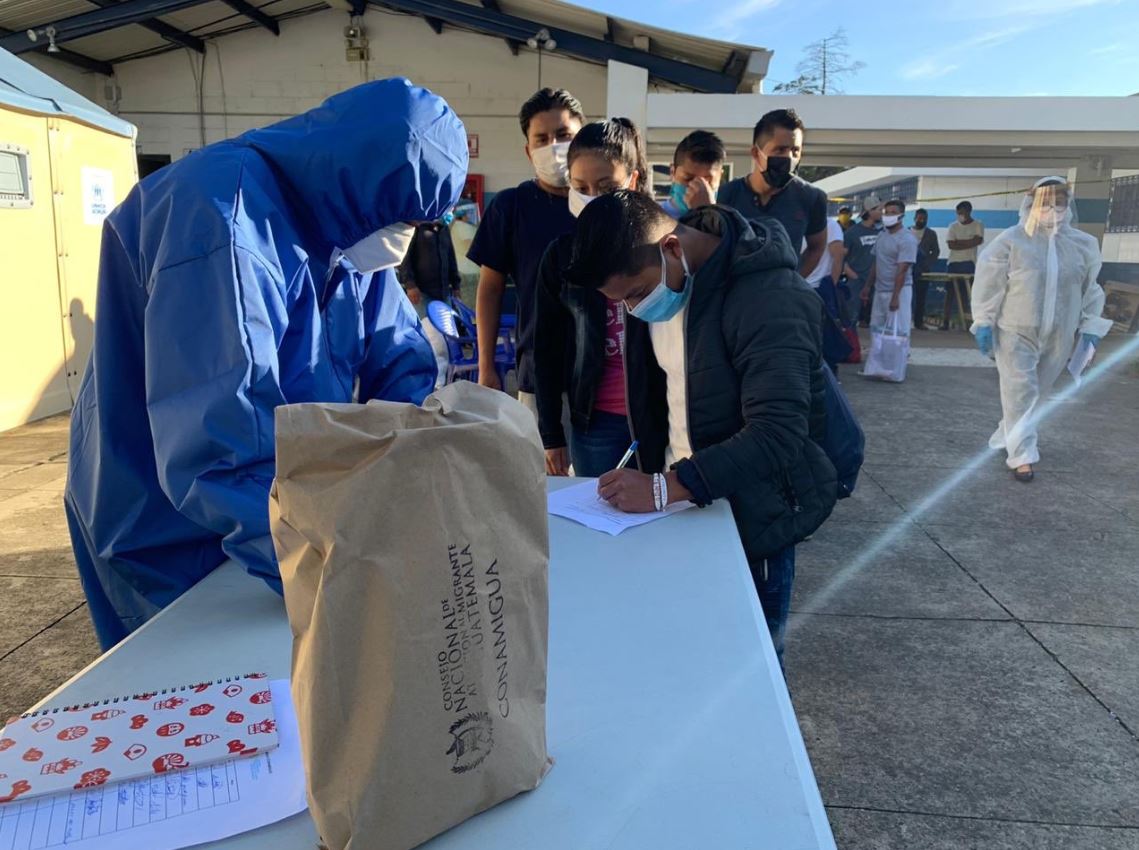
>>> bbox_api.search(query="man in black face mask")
[718,108,828,279]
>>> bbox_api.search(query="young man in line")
[943,200,984,330]
[806,214,850,374]
[910,207,941,330]
[843,195,883,327]
[862,198,919,342]
[661,130,725,219]
[566,190,837,665]
[718,108,828,278]
[468,88,586,412]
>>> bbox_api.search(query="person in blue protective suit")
[65,78,468,649]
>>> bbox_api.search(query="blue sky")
[575,0,1139,97]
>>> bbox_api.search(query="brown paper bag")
[270,382,551,850]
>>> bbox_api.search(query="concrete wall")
[815,169,1139,283]
[99,7,612,194]
[22,54,101,102]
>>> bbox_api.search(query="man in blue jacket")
[65,79,468,648]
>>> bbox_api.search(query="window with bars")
[1106,175,1139,234]
[0,145,32,209]
[828,178,919,216]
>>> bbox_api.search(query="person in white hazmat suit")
[970,176,1113,482]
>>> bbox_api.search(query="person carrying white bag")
[863,311,910,383]
[860,198,917,383]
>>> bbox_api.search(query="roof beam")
[0,25,115,74]
[86,0,206,53]
[604,16,615,42]
[218,0,280,35]
[423,15,443,33]
[478,0,519,56]
[368,0,736,92]
[1,0,216,54]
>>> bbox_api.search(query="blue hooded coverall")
[64,79,468,649]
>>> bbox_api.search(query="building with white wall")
[1,0,770,199]
[813,166,1139,287]
[6,0,1139,301]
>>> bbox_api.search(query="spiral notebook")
[0,673,278,807]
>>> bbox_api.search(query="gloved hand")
[975,326,994,356]
[1081,333,1101,349]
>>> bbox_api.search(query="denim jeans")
[569,410,634,478]
[749,546,797,670]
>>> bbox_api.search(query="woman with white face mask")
[971,177,1113,482]
[533,118,648,478]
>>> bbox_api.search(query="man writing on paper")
[565,191,837,664]
[65,79,467,648]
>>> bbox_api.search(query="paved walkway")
[0,415,99,720]
[792,335,1139,848]
[1,333,1137,849]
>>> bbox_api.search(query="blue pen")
[615,440,638,471]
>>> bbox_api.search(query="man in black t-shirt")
[399,220,461,305]
[842,195,883,326]
[468,88,586,412]
[717,108,827,278]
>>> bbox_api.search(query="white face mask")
[342,222,416,273]
[567,188,593,218]
[882,214,902,228]
[1035,208,1066,231]
[567,175,635,219]
[530,141,571,188]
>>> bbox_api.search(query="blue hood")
[239,77,468,248]
[65,78,462,649]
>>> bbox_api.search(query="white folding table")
[30,479,835,849]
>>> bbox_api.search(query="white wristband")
[659,472,669,509]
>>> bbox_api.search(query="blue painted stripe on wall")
[1074,198,1109,224]
[1101,262,1139,285]
[908,200,1107,229]
[913,209,1020,229]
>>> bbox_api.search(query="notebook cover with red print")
[0,673,277,806]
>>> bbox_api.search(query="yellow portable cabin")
[0,48,136,432]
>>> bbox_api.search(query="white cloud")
[1090,42,1124,55]
[939,0,1118,20]
[900,24,1030,81]
[901,60,960,81]
[708,0,781,39]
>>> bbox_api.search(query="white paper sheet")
[548,478,695,536]
[0,681,305,850]
[1066,338,1095,386]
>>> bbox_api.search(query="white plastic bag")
[863,313,909,383]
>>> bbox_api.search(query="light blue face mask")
[669,182,690,216]
[628,242,693,323]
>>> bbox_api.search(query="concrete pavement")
[0,333,1137,848]
[790,337,1139,848]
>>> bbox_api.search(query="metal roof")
[0,0,770,93]
[0,45,135,136]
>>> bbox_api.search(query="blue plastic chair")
[426,300,512,387]
[450,297,515,360]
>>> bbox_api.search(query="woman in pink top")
[534,119,649,477]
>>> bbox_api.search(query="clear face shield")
[1022,177,1074,237]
